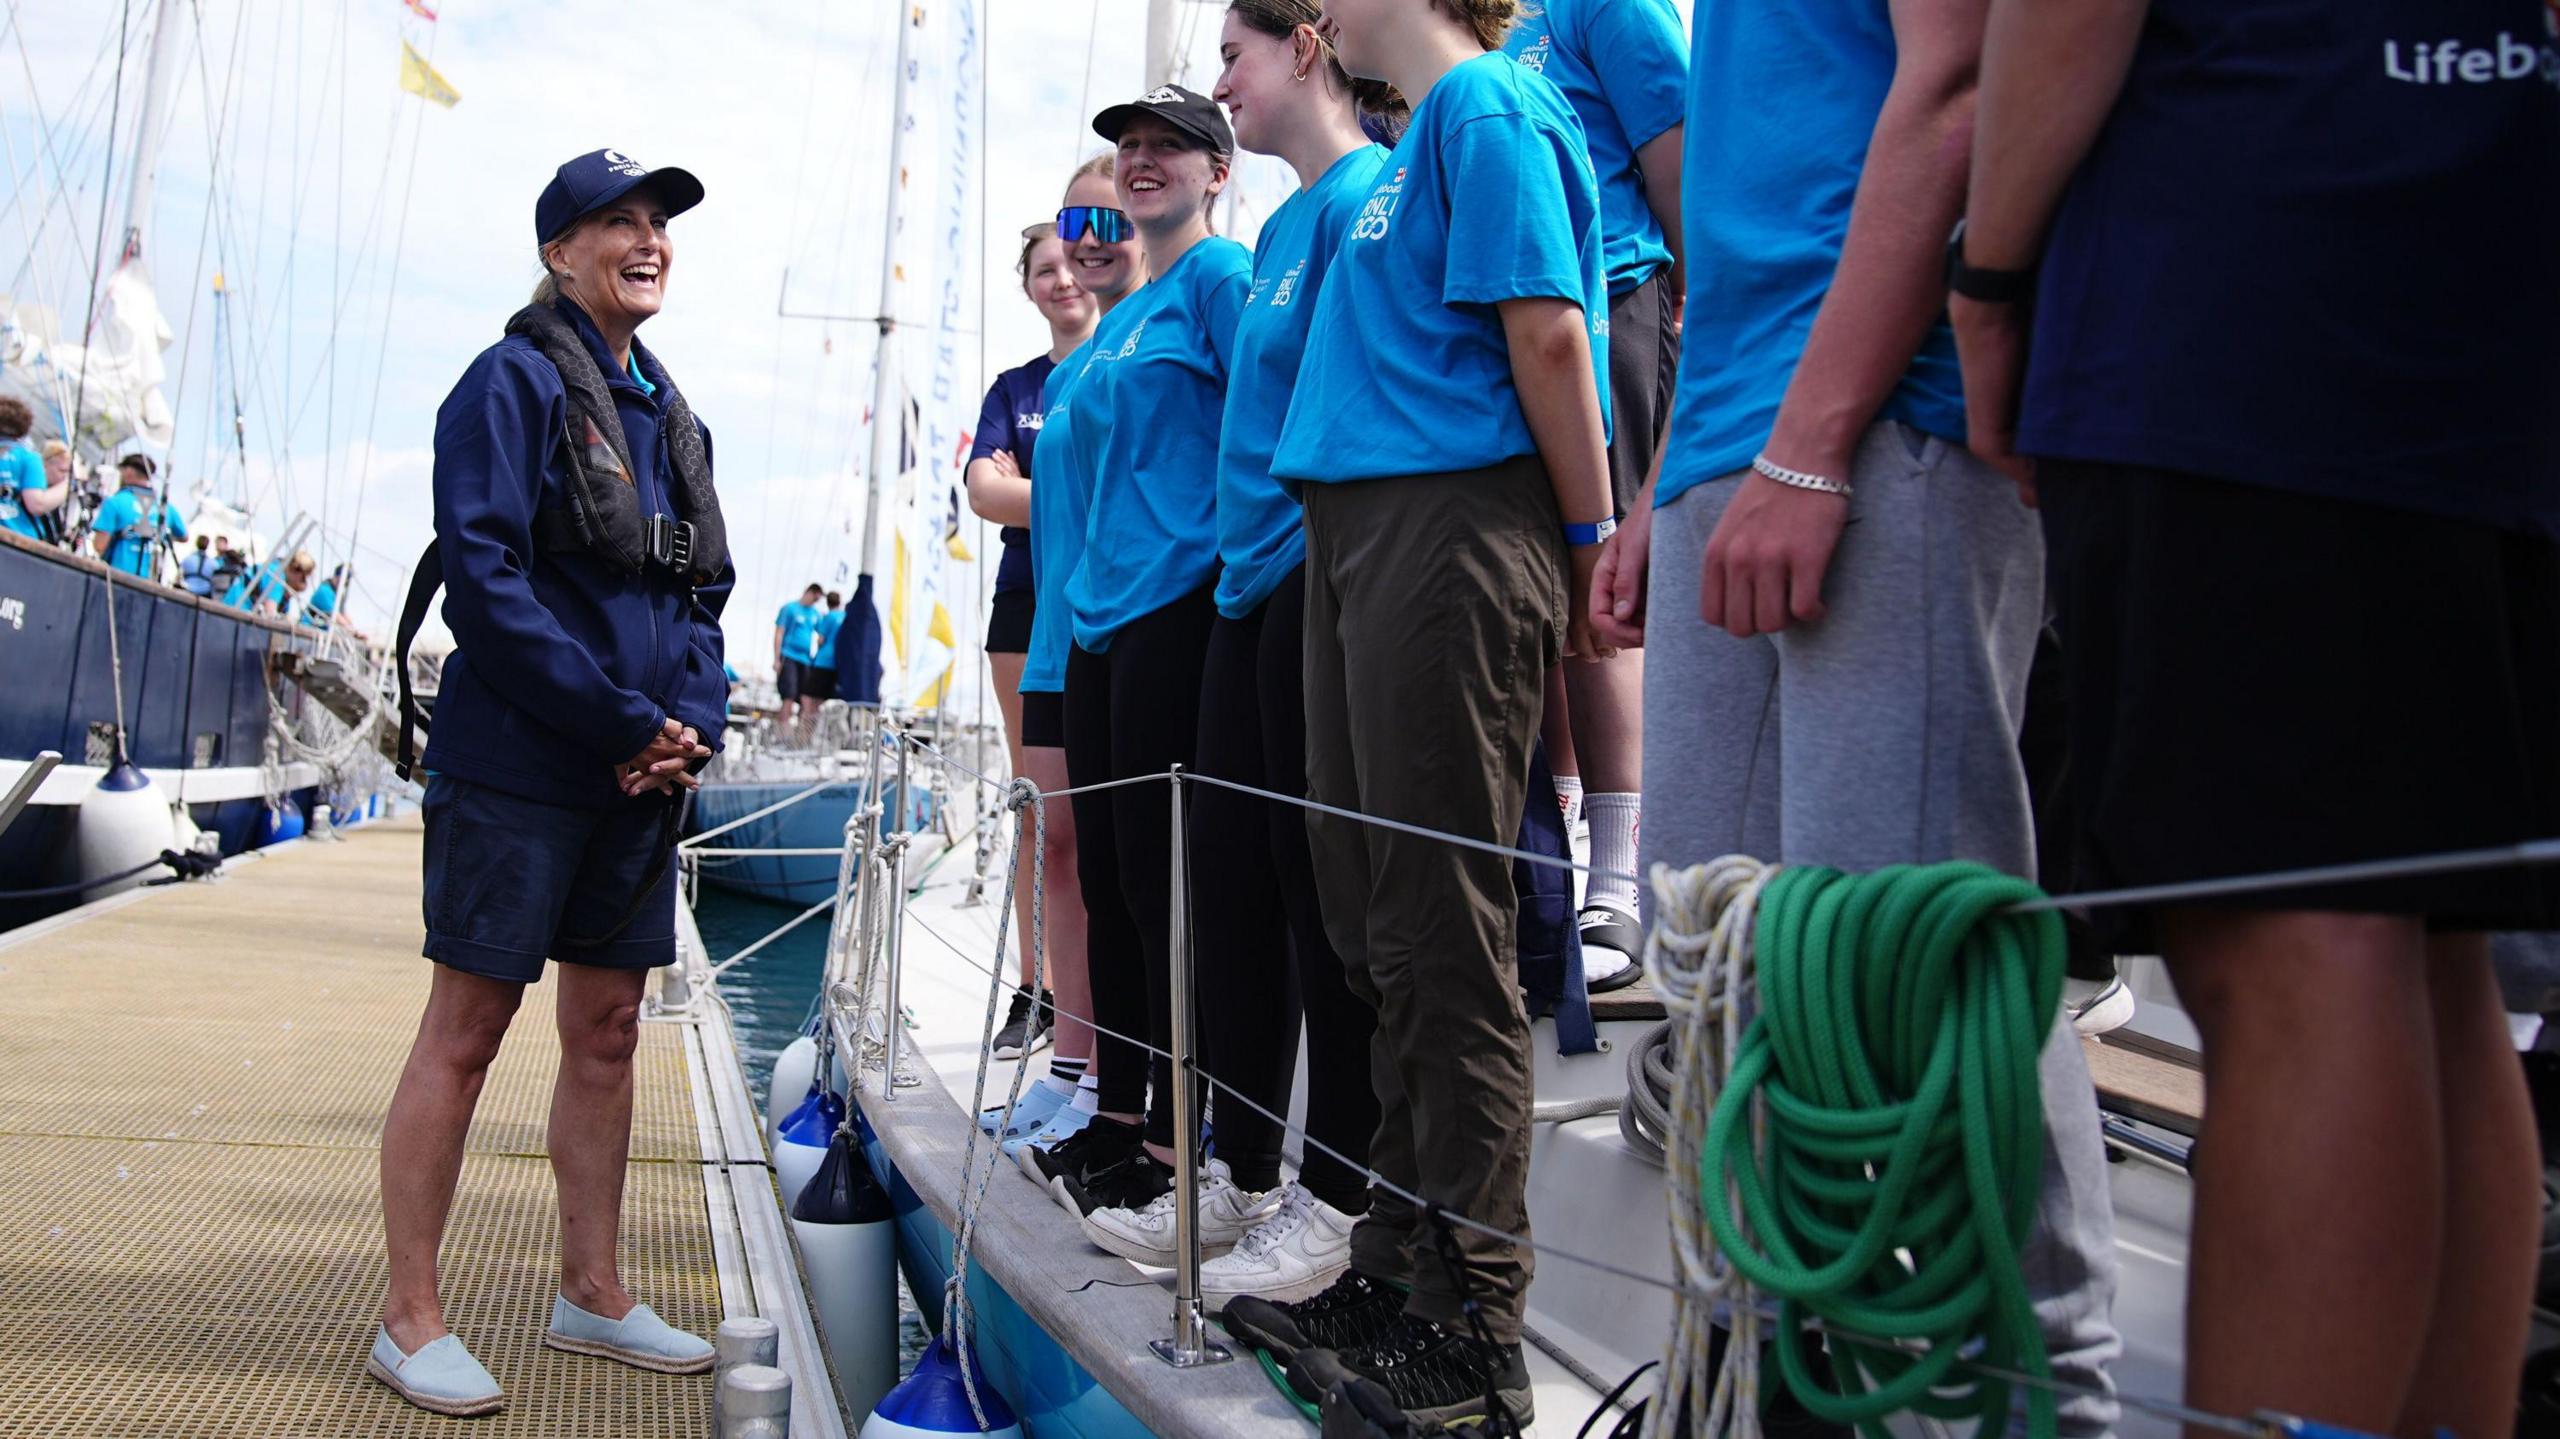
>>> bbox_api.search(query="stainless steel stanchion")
[880,736,913,1102]
[1152,767,1232,1368]
[715,1362,791,1438]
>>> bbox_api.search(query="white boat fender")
[791,1128,898,1420]
[858,1335,1022,1439]
[771,1084,845,1216]
[76,763,177,900]
[767,1034,821,1141]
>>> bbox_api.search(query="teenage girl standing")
[1077,0,1398,1299]
[1218,0,1613,1428]
[1022,92,1253,1219]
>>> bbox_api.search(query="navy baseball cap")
[534,149,705,246]
[1091,85,1234,154]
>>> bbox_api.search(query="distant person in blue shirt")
[1502,0,1687,990]
[1242,1,1613,1423]
[1185,0,1398,1308]
[301,563,351,632]
[1026,85,1249,1223]
[772,582,824,738]
[90,453,186,580]
[961,225,1097,1060]
[1593,0,2123,1431]
[227,549,314,617]
[178,534,220,596]
[0,398,69,542]
[804,590,842,706]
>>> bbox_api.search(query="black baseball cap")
[1091,85,1234,154]
[534,149,705,246]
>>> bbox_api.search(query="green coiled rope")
[1699,862,2067,1438]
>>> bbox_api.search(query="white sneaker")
[1078,1157,1277,1268]
[2064,974,2136,1037]
[1199,1181,1355,1311]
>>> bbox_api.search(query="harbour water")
[694,885,934,1377]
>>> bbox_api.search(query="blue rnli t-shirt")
[1021,336,1106,694]
[813,607,845,668]
[93,486,187,577]
[1504,0,1686,296]
[1065,237,1251,652]
[1657,1,1966,510]
[1273,53,1612,488]
[776,601,823,665]
[1216,145,1388,619]
[973,354,1058,595]
[0,442,44,540]
[2020,0,2560,533]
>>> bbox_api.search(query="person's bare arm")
[1499,296,1616,661]
[965,451,1032,529]
[1951,0,2148,496]
[1702,0,1993,638]
[90,530,110,558]
[1634,126,1686,312]
[24,477,70,516]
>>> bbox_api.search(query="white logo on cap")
[1140,86,1185,105]
[602,149,648,177]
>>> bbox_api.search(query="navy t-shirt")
[971,354,1057,594]
[2020,0,2560,533]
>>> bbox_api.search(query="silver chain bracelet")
[1752,454,1853,498]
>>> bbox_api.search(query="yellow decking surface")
[0,820,721,1437]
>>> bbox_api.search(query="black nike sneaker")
[1220,1269,1405,1366]
[1024,1114,1141,1211]
[992,987,1054,1060]
[1061,1147,1172,1219]
[1287,1315,1533,1431]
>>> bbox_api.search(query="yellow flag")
[889,533,912,665]
[399,42,459,108]
[913,603,958,708]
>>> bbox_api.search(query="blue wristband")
[1562,515,1619,548]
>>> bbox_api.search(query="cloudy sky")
[3,0,1273,677]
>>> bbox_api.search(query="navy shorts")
[777,658,810,702]
[420,774,679,983]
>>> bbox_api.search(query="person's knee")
[421,986,520,1074]
[561,996,644,1069]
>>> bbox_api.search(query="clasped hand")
[620,717,710,798]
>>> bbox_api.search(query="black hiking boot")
[1287,1315,1532,1431]
[1220,1268,1405,1366]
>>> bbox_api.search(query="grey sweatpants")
[1641,422,2123,1436]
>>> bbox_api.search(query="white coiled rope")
[1643,855,1774,1439]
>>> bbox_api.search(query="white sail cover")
[0,264,176,459]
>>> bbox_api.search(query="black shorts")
[1020,688,1065,749]
[987,586,1035,655]
[2041,463,2560,946]
[1605,269,1678,516]
[801,664,837,703]
[776,658,809,702]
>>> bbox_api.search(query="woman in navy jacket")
[370,150,729,1417]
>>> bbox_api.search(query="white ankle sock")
[1553,773,1585,829]
[1585,792,1641,910]
[1070,1075,1100,1115]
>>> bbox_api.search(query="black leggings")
[1063,584,1219,1148]
[1191,566,1379,1209]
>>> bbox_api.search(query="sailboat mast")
[1146,0,1179,89]
[856,3,922,586]
[118,0,189,267]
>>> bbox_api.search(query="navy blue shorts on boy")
[420,774,680,982]
[776,658,809,702]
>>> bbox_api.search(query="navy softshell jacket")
[422,300,733,808]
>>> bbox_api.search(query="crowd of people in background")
[0,394,360,633]
[937,0,2556,1435]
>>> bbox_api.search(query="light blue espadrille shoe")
[542,1295,715,1374]
[366,1327,505,1417]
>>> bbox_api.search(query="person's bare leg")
[550,962,652,1318]
[990,653,1039,992]
[1540,665,1577,783]
[1563,648,1643,793]
[380,966,526,1350]
[2396,931,2538,1439]
[2159,907,2441,1433]
[1022,744,1094,1069]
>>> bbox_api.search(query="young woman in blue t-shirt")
[1022,95,1255,1222]
[1091,0,1402,1306]
[1220,0,1614,1426]
[963,228,1097,1066]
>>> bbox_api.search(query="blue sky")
[3,0,1266,674]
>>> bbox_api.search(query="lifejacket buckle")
[646,513,695,573]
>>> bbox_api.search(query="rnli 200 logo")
[1351,170,1405,243]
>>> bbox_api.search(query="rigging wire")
[64,0,133,460]
[0,0,128,295]
[344,10,442,565]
